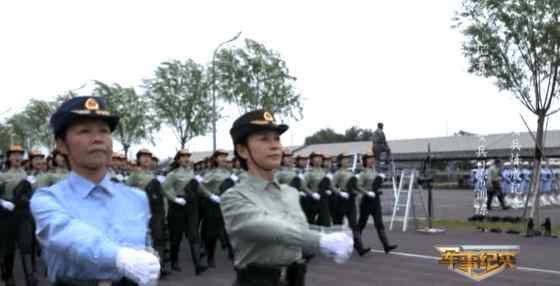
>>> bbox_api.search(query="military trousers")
[332,195,357,229]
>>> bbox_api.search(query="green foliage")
[304,126,374,145]
[213,38,303,121]
[146,59,213,149]
[93,81,160,157]
[5,99,54,151]
[454,0,560,116]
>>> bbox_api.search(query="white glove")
[0,200,15,211]
[326,190,332,195]
[339,191,349,199]
[326,173,334,180]
[366,191,376,198]
[195,175,204,183]
[210,194,221,203]
[174,198,186,206]
[319,232,354,264]
[298,173,305,180]
[116,247,160,286]
[230,174,239,182]
[299,191,306,197]
[311,193,320,200]
[156,175,166,184]
[377,173,386,179]
[26,175,36,184]
[116,174,124,182]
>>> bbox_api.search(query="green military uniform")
[0,167,36,286]
[162,166,207,274]
[127,169,171,276]
[35,168,68,189]
[274,166,298,185]
[303,167,333,226]
[221,173,321,269]
[332,166,372,255]
[200,167,232,266]
[357,166,396,253]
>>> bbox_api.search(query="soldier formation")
[0,137,398,285]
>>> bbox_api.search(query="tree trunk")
[524,114,545,224]
[123,144,130,160]
[180,138,186,150]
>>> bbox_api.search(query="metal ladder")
[389,169,425,232]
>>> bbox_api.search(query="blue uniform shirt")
[31,171,151,282]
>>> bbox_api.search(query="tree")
[93,81,160,158]
[213,38,303,121]
[344,126,375,141]
[5,99,54,151]
[146,60,213,150]
[454,0,560,221]
[304,128,346,145]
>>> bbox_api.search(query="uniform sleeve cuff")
[301,229,322,252]
[99,241,119,269]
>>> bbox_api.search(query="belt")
[54,278,136,286]
[235,261,306,286]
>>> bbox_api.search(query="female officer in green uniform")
[331,153,372,256]
[127,148,172,276]
[35,150,69,189]
[200,149,235,267]
[357,153,397,254]
[221,110,354,286]
[0,144,37,286]
[303,152,333,226]
[162,149,209,275]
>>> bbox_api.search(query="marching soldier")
[1,144,37,286]
[357,153,397,254]
[303,152,332,226]
[332,153,371,256]
[274,150,298,185]
[126,148,172,277]
[35,150,69,189]
[221,110,354,286]
[200,149,236,266]
[162,149,208,275]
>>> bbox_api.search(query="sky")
[1,0,558,160]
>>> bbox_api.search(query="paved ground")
[12,188,560,286]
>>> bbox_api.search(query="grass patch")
[416,218,560,236]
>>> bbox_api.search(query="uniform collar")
[69,171,114,199]
[246,173,281,191]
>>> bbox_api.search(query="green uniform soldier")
[221,110,354,286]
[274,149,298,185]
[200,149,236,266]
[303,152,333,226]
[0,144,37,286]
[357,152,397,254]
[35,150,69,189]
[126,148,172,277]
[332,153,371,256]
[162,149,208,275]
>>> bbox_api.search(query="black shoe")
[358,247,371,257]
[207,258,216,268]
[172,263,182,272]
[195,265,208,276]
[384,244,397,254]
[5,278,15,286]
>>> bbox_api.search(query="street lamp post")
[212,31,242,152]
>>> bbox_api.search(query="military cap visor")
[50,96,119,138]
[230,110,288,144]
[6,144,25,155]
